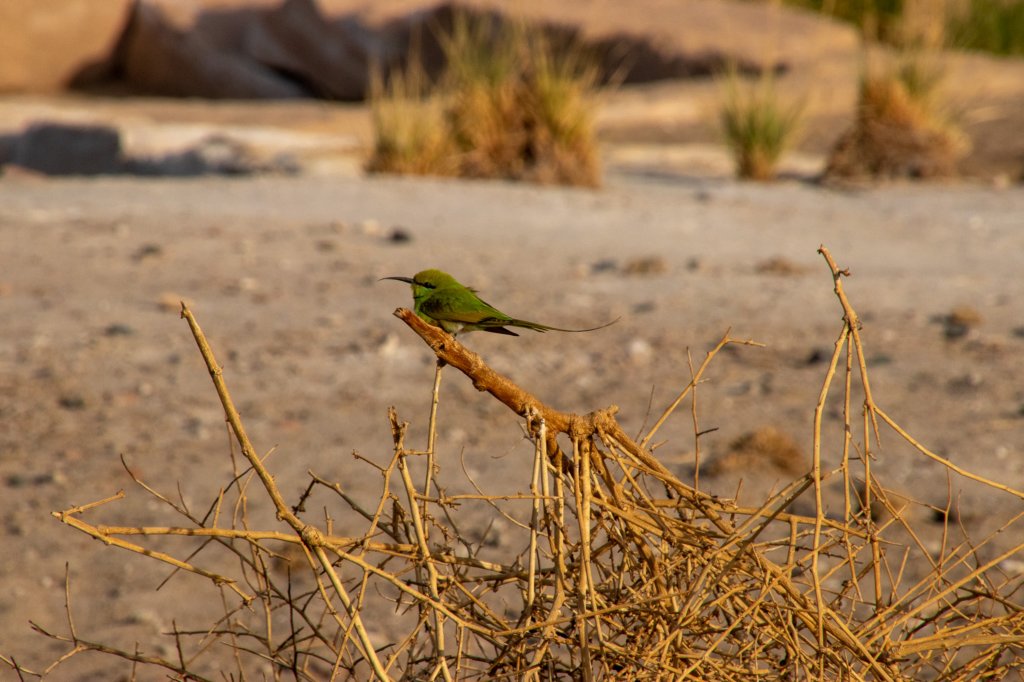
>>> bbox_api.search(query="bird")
[381,269,617,336]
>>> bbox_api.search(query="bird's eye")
[416,280,435,289]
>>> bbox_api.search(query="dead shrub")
[367,11,601,187]
[825,53,969,180]
[12,247,1024,680]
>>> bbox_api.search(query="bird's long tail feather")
[508,317,620,333]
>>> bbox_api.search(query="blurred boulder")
[1,0,859,101]
[0,122,299,177]
[116,2,310,98]
[125,134,301,176]
[240,0,376,99]
[8,122,123,175]
[0,0,132,92]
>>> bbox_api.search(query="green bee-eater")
[382,269,616,336]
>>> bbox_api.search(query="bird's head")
[380,269,459,303]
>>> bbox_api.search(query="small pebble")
[943,306,982,340]
[58,394,86,410]
[132,243,163,262]
[104,323,134,337]
[388,227,412,243]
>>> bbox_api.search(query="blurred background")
[1,0,1022,183]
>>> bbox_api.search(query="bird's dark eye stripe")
[416,280,435,289]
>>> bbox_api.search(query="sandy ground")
[2,156,1023,675]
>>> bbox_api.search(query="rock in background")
[2,0,859,100]
[0,0,133,92]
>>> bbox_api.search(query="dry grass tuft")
[10,246,1024,680]
[825,53,969,180]
[367,11,601,187]
[718,67,804,181]
[365,61,459,177]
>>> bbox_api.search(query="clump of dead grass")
[9,246,1024,680]
[367,11,601,187]
[718,67,804,181]
[825,52,969,180]
[365,61,459,177]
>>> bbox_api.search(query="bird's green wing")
[418,284,618,336]
[419,289,517,329]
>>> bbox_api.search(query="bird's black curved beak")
[379,276,415,284]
